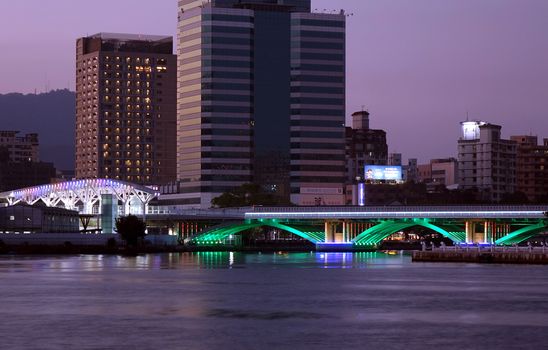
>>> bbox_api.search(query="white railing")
[145,205,548,220]
[431,244,548,254]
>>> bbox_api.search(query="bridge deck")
[244,206,548,220]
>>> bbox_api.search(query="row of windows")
[202,48,253,57]
[291,75,344,83]
[202,174,253,182]
[177,186,249,195]
[203,60,253,68]
[202,117,251,125]
[293,30,345,39]
[291,142,344,150]
[202,71,253,80]
[291,153,345,161]
[103,56,165,65]
[291,109,344,116]
[101,127,152,135]
[203,94,253,103]
[293,64,344,72]
[202,14,254,23]
[290,97,345,105]
[202,106,254,113]
[202,82,252,90]
[203,26,253,34]
[290,177,345,188]
[290,86,344,94]
[292,19,345,28]
[203,37,253,46]
[101,104,157,112]
[290,120,344,127]
[297,53,344,61]
[290,131,344,139]
[102,64,167,73]
[296,41,345,50]
[202,163,251,171]
[291,165,343,172]
[202,151,253,159]
[202,140,252,148]
[202,129,252,136]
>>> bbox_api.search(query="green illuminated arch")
[495,221,548,245]
[190,220,324,245]
[352,219,466,245]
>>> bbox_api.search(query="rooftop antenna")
[465,110,469,121]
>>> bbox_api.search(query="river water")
[1,252,548,349]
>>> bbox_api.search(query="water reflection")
[0,251,411,272]
[2,252,548,349]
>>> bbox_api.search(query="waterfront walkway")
[413,244,548,264]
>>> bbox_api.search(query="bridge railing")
[147,206,252,218]
[146,205,548,219]
[433,245,548,254]
[250,205,548,213]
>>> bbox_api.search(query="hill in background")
[0,89,75,171]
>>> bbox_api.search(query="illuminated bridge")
[177,206,548,247]
[1,181,547,247]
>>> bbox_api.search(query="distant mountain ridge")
[0,89,75,171]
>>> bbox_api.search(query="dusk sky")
[1,0,547,163]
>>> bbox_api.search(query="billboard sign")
[364,166,402,181]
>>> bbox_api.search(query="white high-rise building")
[457,121,516,202]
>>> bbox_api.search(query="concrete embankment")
[413,248,548,264]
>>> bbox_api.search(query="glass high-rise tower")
[177,0,346,207]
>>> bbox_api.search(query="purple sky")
[1,0,547,163]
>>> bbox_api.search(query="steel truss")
[0,179,159,215]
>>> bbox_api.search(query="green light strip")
[495,221,548,245]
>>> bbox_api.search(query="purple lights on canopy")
[0,179,160,211]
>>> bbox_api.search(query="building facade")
[0,205,79,234]
[0,131,56,192]
[76,33,177,185]
[0,131,39,163]
[388,153,402,166]
[458,121,516,202]
[345,110,388,183]
[510,135,548,203]
[417,158,458,187]
[177,0,346,207]
[404,158,418,183]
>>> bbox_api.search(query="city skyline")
[1,0,548,163]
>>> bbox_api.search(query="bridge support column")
[484,221,494,244]
[465,221,475,244]
[325,221,335,243]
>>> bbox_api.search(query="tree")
[212,183,291,208]
[115,215,146,247]
[500,191,529,204]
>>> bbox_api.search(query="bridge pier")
[484,221,494,244]
[324,221,350,243]
[324,221,335,243]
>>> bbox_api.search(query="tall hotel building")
[76,33,177,185]
[178,0,346,207]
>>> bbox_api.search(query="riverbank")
[413,246,548,264]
